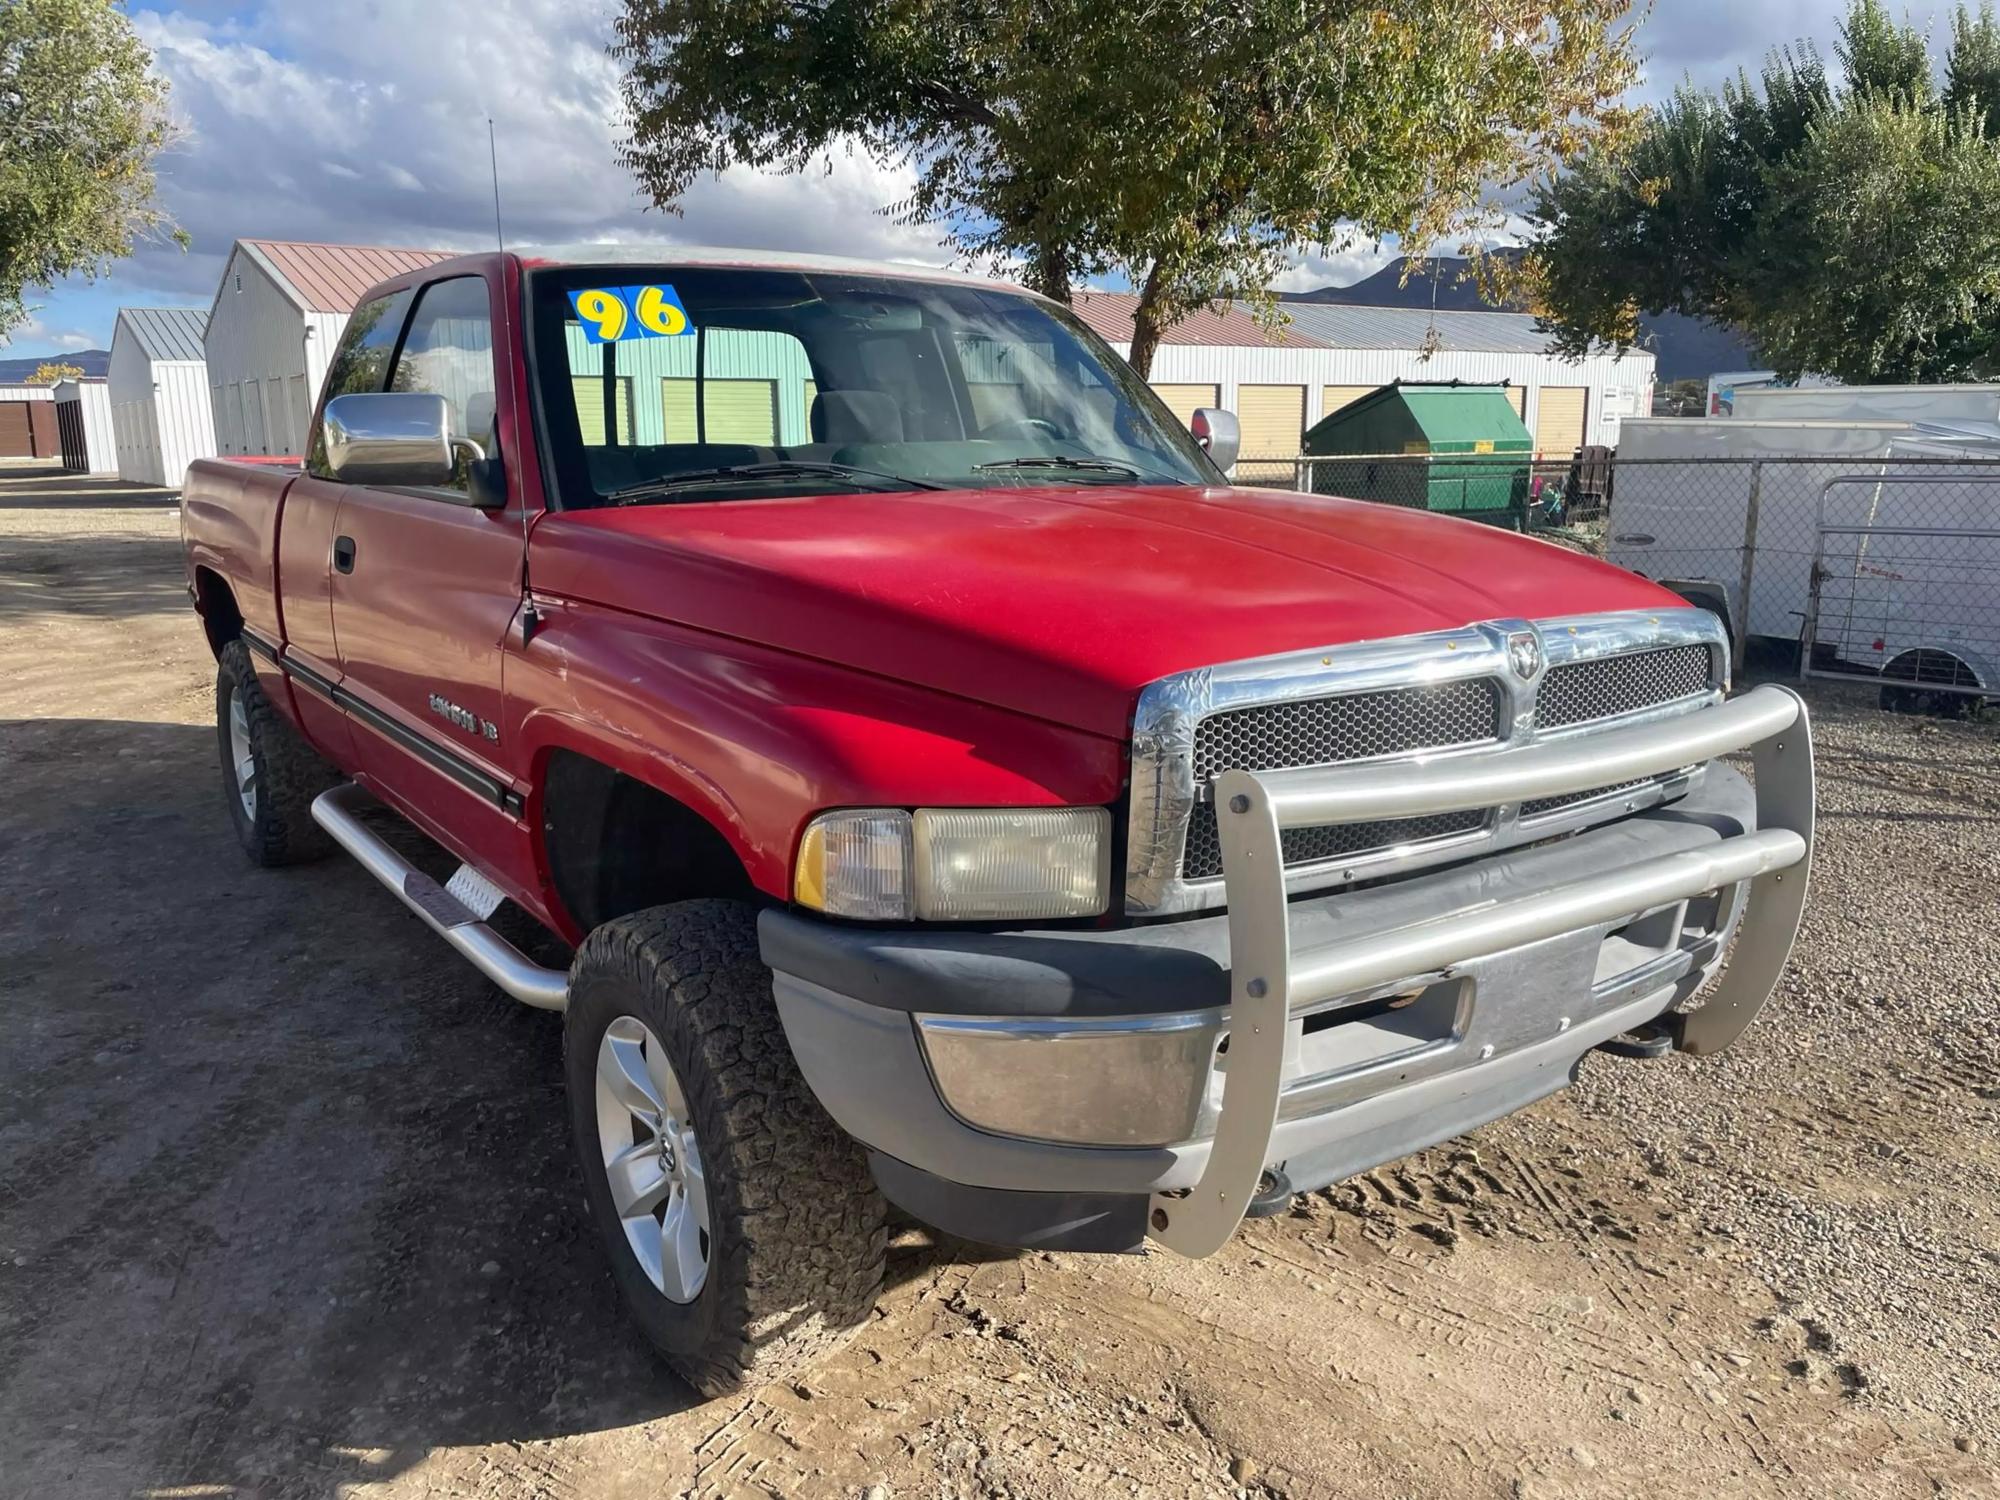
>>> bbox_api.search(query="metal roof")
[116,307,209,363]
[1070,291,1326,349]
[1278,302,1560,354]
[237,239,455,314]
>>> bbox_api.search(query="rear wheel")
[1879,649,1987,719]
[564,900,885,1395]
[214,639,339,865]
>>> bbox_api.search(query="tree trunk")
[1025,240,1072,303]
[1126,260,1171,379]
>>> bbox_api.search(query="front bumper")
[762,686,1814,1256]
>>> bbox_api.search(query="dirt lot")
[1,463,1996,1500]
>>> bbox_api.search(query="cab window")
[389,276,499,493]
[306,287,415,478]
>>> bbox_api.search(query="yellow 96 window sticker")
[568,284,692,344]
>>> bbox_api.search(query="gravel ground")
[0,467,1994,1499]
[1569,691,2000,1441]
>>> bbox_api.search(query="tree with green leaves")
[614,1,1641,376]
[0,0,179,342]
[1529,0,2000,383]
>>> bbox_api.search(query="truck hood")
[530,483,1680,740]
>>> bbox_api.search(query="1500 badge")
[429,693,499,742]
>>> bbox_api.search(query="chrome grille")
[1183,678,1501,879]
[1537,644,1712,730]
[1191,678,1502,780]
[1182,805,1485,881]
[1127,609,1732,916]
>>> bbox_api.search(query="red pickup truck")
[181,248,1816,1395]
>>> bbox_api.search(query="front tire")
[215,639,339,866]
[564,900,886,1395]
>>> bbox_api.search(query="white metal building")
[204,239,451,458]
[53,378,117,474]
[1072,293,1655,479]
[108,307,218,486]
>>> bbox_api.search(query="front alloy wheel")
[226,683,258,821]
[564,900,886,1395]
[595,1016,709,1303]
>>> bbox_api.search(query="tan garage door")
[1236,384,1305,485]
[664,378,780,445]
[572,375,633,446]
[1320,385,1375,421]
[1504,386,1526,419]
[1149,383,1219,431]
[1535,386,1587,459]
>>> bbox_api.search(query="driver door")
[326,272,527,832]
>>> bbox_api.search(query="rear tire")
[1879,649,1986,719]
[215,639,340,866]
[564,900,886,1396]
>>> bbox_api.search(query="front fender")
[504,599,1127,904]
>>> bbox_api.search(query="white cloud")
[117,0,949,308]
[69,0,1917,328]
[1270,243,1401,294]
[0,314,98,354]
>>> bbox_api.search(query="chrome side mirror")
[324,391,488,494]
[1191,407,1240,476]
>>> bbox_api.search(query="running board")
[311,784,569,1011]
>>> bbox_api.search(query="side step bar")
[311,784,569,1011]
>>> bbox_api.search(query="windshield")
[525,265,1218,506]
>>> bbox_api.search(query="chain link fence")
[1239,451,2000,708]
[1242,451,1607,530]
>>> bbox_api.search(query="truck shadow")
[0,531,190,621]
[0,716,971,1498]
[0,464,180,509]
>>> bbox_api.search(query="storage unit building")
[0,382,59,459]
[204,239,452,458]
[1071,293,1654,479]
[53,378,117,473]
[108,307,219,486]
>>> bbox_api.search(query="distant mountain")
[0,348,111,383]
[1280,258,1753,383]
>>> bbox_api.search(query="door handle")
[333,536,356,574]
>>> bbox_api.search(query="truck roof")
[515,243,1032,296]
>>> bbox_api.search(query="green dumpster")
[1302,380,1533,528]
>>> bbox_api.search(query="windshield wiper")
[973,455,1143,479]
[605,461,947,504]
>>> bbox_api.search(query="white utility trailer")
[1606,418,1915,645]
[1805,438,2000,708]
[1606,417,2000,705]
[1730,383,2000,426]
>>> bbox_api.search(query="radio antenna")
[488,113,537,642]
[488,117,504,251]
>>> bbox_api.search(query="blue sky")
[0,0,1960,359]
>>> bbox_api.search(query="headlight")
[794,807,1111,921]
